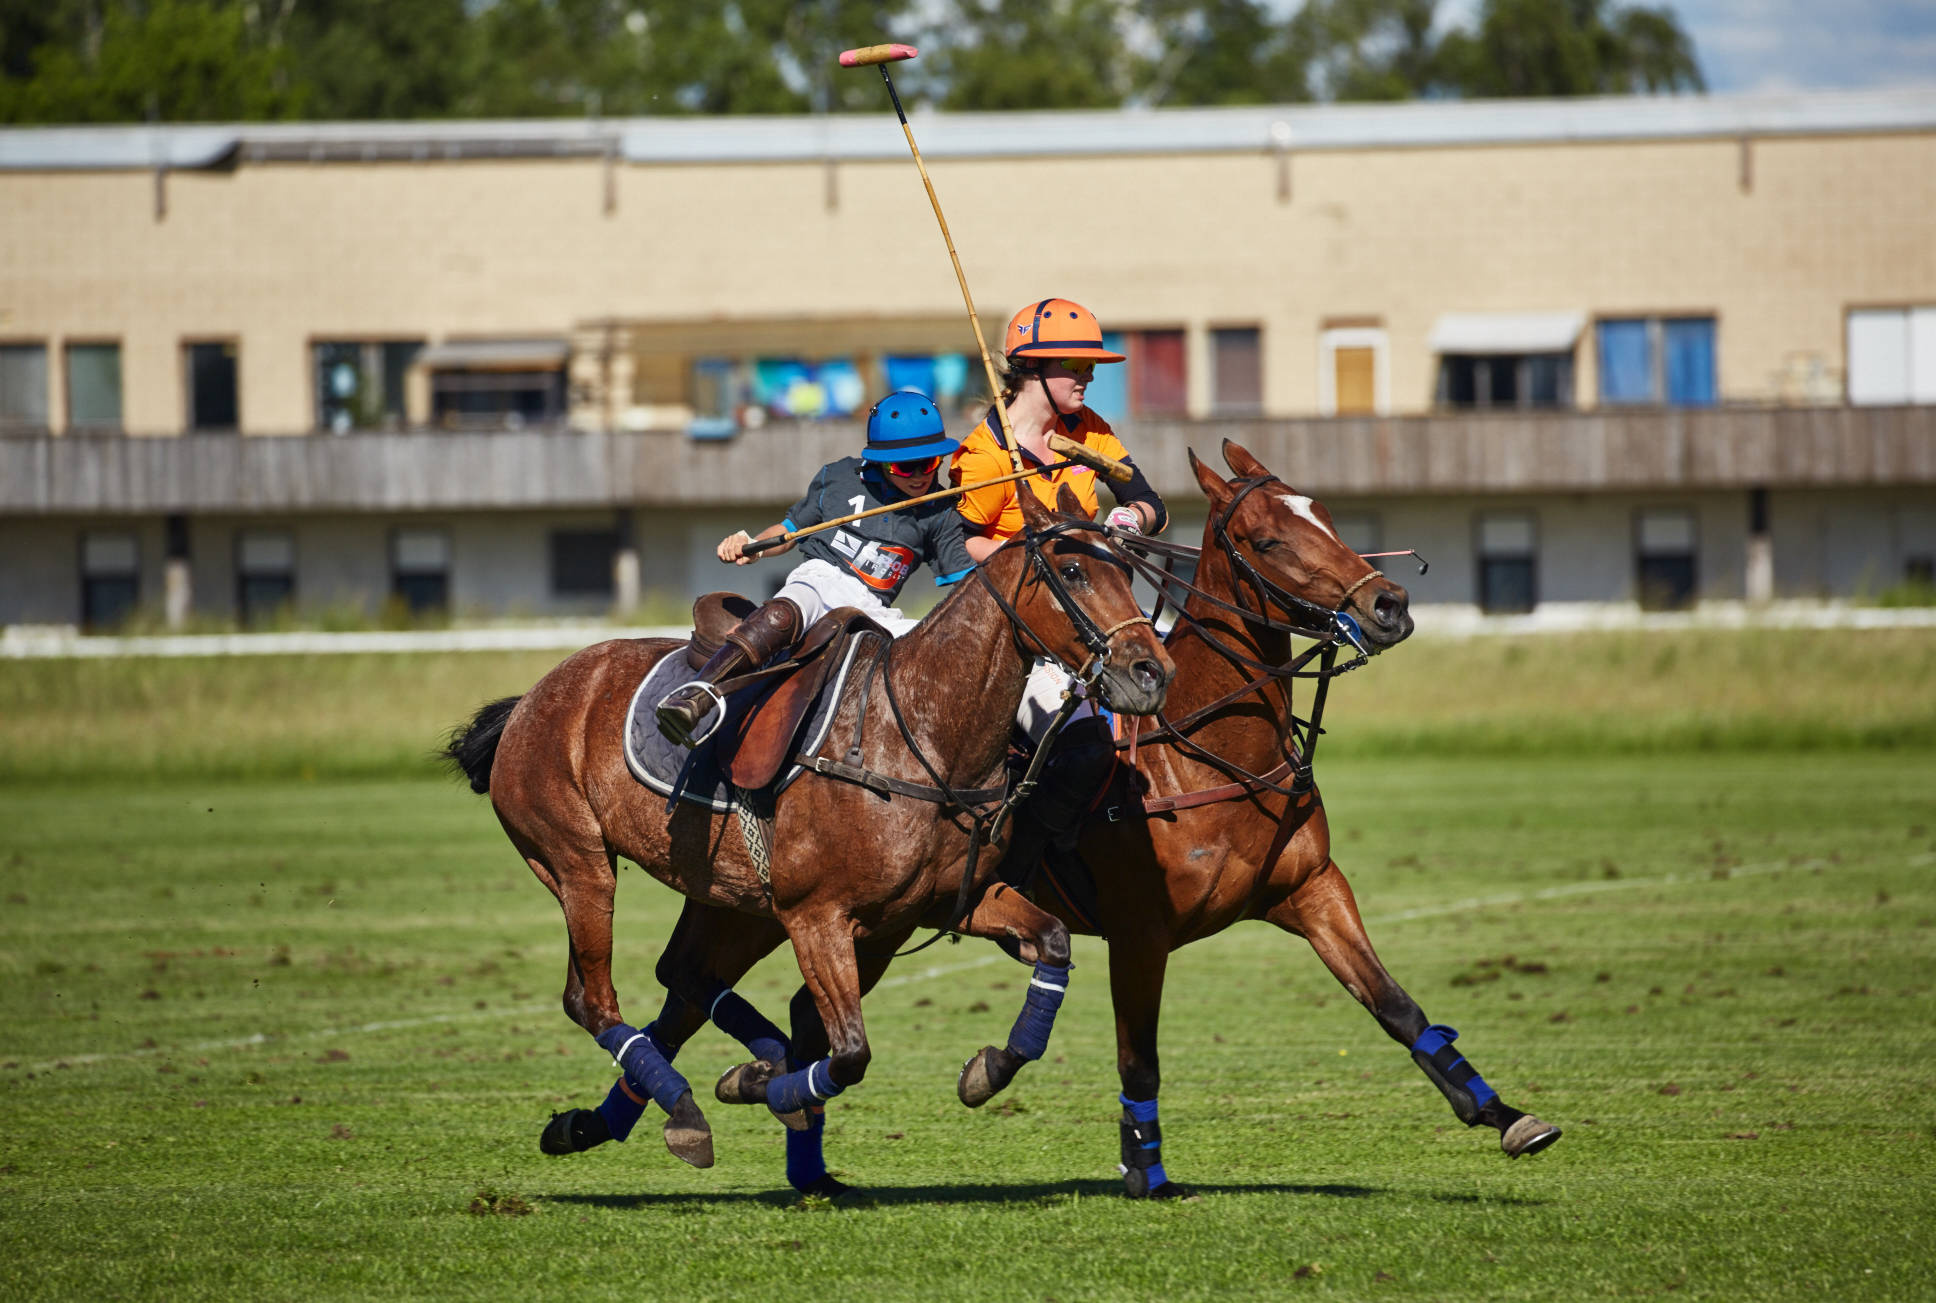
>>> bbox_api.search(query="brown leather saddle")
[683,591,889,792]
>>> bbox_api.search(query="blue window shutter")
[1597,320,1652,404]
[1083,331,1129,424]
[1663,318,1717,406]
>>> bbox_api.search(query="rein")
[1103,474,1389,814]
[792,518,1148,956]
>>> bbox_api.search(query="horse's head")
[1190,440,1413,651]
[996,483,1174,715]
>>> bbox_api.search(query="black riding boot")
[655,597,802,747]
[1000,715,1118,885]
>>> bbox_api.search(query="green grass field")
[2,632,1934,1300]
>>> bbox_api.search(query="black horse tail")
[442,696,522,795]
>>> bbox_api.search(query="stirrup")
[657,681,729,747]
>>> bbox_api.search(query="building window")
[884,353,973,413]
[749,358,866,421]
[316,340,421,432]
[1635,508,1697,610]
[80,532,139,630]
[1319,327,1388,417]
[1847,307,1936,405]
[422,339,569,430]
[1439,354,1573,409]
[1211,328,1262,416]
[1127,329,1187,417]
[65,343,122,430]
[1597,317,1718,406]
[550,530,616,597]
[235,530,295,625]
[1476,513,1537,613]
[186,341,240,431]
[688,357,741,439]
[1087,328,1187,421]
[1,343,50,430]
[391,528,450,614]
[1329,512,1381,560]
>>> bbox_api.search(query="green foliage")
[1,0,1708,123]
[1436,0,1704,96]
[1,0,304,123]
[930,0,1134,111]
[1,757,1932,1298]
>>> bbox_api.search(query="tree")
[1133,0,1311,106]
[927,0,1134,111]
[1289,0,1447,102]
[1436,0,1703,98]
[1,0,303,123]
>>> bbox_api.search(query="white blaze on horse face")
[1277,494,1339,543]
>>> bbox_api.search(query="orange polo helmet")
[1002,298,1126,364]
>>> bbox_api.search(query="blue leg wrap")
[785,1105,829,1191]
[707,985,791,1066]
[595,1021,691,1114]
[1410,1023,1497,1124]
[767,1057,845,1115]
[593,1077,646,1142]
[1119,1094,1169,1194]
[1006,961,1070,1062]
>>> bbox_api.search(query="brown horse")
[1046,440,1562,1196]
[645,441,1558,1197]
[444,485,1172,1178]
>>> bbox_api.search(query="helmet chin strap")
[1035,371,1084,435]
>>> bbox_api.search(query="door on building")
[1334,347,1376,415]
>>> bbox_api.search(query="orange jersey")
[951,408,1131,541]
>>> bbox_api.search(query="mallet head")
[839,43,918,67]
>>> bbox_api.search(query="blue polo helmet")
[862,389,959,463]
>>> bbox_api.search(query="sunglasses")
[1047,358,1097,378]
[887,456,943,477]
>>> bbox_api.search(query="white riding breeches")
[1017,657,1100,745]
[775,558,920,638]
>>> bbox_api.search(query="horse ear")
[1055,483,1084,516]
[1221,439,1268,480]
[1190,448,1231,509]
[1018,482,1052,529]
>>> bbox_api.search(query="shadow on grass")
[546,1179,1547,1209]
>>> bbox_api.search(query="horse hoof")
[539,1108,610,1156]
[715,1059,783,1106]
[662,1091,715,1169]
[795,1173,853,1201]
[769,1102,811,1131]
[1502,1114,1562,1158]
[957,1045,1020,1108]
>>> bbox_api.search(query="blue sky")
[1433,0,1936,93]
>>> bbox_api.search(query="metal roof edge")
[3,88,1933,171]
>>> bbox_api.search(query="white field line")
[16,953,1006,1076]
[10,856,1870,1075]
[1367,857,1818,925]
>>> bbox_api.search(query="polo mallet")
[742,432,1133,556]
[840,43,1024,475]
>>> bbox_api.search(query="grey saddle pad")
[622,640,873,813]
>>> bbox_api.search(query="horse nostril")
[1133,659,1164,691]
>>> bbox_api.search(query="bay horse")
[647,441,1559,1197]
[444,485,1172,1179]
[1042,440,1563,1195]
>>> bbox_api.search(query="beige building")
[3,90,1934,627]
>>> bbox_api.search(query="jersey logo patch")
[830,530,917,593]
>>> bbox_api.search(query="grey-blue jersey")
[783,458,975,604]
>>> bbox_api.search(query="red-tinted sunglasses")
[887,456,943,477]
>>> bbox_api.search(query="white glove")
[1105,506,1142,534]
